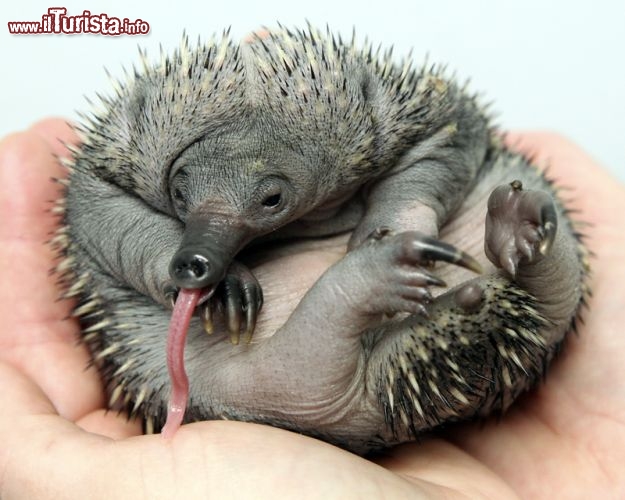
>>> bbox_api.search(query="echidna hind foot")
[485,180,558,276]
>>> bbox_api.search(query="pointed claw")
[415,236,482,274]
[242,286,263,344]
[416,303,430,318]
[198,284,217,305]
[242,302,257,344]
[454,250,483,274]
[242,325,254,344]
[502,252,519,277]
[519,239,534,261]
[230,328,241,346]
[539,203,558,255]
[223,278,243,345]
[423,272,447,287]
[227,311,241,344]
[456,252,484,274]
[200,301,214,335]
[228,311,241,344]
[164,284,179,309]
[242,319,255,344]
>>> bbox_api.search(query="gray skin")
[58,27,589,454]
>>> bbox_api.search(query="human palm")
[0,119,623,498]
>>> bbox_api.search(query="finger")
[0,361,452,499]
[76,409,143,440]
[374,439,518,499]
[0,363,116,499]
[0,123,104,420]
[0,361,57,418]
[29,117,80,158]
[0,130,66,242]
[0,362,132,467]
[0,128,75,336]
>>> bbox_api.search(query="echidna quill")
[54,25,590,454]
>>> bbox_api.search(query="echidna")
[53,25,590,454]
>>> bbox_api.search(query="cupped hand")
[0,119,623,499]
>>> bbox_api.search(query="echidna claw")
[200,301,214,335]
[243,284,263,344]
[539,206,558,255]
[223,275,243,345]
[412,235,483,274]
[215,262,263,345]
[164,283,179,309]
[230,329,241,345]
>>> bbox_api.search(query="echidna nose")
[169,249,213,288]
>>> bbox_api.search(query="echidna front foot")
[210,261,264,345]
[485,180,558,276]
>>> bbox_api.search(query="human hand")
[0,119,623,498]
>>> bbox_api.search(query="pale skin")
[0,118,624,499]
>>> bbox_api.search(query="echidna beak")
[169,212,251,290]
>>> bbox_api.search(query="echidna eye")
[173,188,184,201]
[262,193,282,208]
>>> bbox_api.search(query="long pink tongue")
[162,288,201,439]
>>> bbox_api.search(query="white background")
[1,1,623,181]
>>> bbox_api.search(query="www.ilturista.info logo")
[7,7,150,35]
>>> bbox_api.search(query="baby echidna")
[53,25,590,454]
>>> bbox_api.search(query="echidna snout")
[169,250,214,288]
[168,209,251,290]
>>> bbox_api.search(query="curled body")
[56,26,590,454]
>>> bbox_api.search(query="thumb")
[0,361,117,499]
[0,120,104,420]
